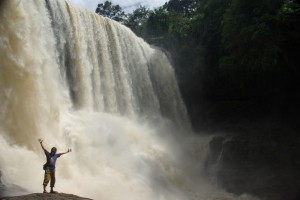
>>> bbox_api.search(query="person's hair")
[51,147,57,153]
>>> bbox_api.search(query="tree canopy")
[95,1,126,22]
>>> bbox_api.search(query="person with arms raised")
[38,139,71,193]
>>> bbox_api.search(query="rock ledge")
[0,193,92,200]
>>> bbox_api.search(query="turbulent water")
[0,0,258,200]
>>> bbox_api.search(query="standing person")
[38,139,71,193]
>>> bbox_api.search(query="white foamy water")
[0,0,258,199]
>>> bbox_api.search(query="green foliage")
[221,0,282,72]
[124,6,150,36]
[219,0,300,101]
[95,1,126,23]
[146,7,169,38]
[169,12,191,36]
[164,0,197,17]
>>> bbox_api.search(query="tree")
[146,7,170,39]
[95,1,126,23]
[164,0,197,17]
[124,6,150,36]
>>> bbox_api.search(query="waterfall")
[43,0,191,127]
[0,0,258,199]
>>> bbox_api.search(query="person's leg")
[50,169,57,193]
[43,170,50,193]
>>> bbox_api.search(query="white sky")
[67,0,168,13]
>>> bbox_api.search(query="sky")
[67,0,169,13]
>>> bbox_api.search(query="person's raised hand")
[68,148,72,153]
[38,139,43,144]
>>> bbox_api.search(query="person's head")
[50,147,57,156]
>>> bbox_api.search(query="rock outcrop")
[0,193,92,200]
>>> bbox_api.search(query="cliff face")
[0,193,92,200]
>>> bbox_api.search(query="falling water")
[0,0,258,199]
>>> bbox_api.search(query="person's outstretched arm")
[38,138,46,151]
[59,149,72,156]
